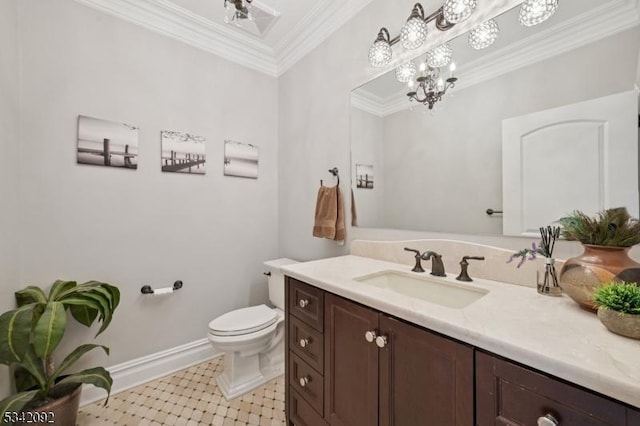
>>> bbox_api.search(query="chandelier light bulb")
[401,17,428,50]
[519,0,559,27]
[468,19,499,50]
[368,28,392,68]
[443,0,477,24]
[395,61,417,83]
[426,44,453,68]
[419,62,427,72]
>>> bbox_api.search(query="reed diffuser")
[537,226,562,296]
[507,225,562,296]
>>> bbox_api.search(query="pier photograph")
[224,140,258,179]
[356,164,374,189]
[77,115,139,169]
[161,130,207,175]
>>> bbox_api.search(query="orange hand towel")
[313,185,345,241]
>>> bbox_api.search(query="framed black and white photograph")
[356,164,374,189]
[224,140,258,179]
[77,115,138,169]
[161,130,207,175]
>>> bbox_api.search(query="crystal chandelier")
[468,19,499,50]
[224,0,254,26]
[395,61,417,83]
[443,0,477,24]
[368,0,559,69]
[406,59,457,110]
[519,0,559,27]
[400,4,429,50]
[368,3,455,68]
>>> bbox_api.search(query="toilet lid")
[208,304,278,336]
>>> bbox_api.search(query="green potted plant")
[0,280,119,425]
[557,207,640,311]
[593,282,640,339]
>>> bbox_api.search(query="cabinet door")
[476,351,627,425]
[628,408,640,425]
[324,294,379,426]
[379,315,473,426]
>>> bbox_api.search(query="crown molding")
[274,0,375,76]
[74,0,279,77]
[367,0,640,117]
[351,90,385,116]
[458,0,640,89]
[74,0,375,78]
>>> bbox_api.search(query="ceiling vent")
[223,0,280,38]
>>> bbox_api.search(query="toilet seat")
[208,304,278,337]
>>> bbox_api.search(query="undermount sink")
[354,270,488,309]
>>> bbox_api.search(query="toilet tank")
[264,258,299,310]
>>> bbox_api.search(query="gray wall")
[381,27,640,235]
[0,0,20,400]
[7,0,279,374]
[350,107,384,228]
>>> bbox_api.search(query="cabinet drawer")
[288,277,324,331]
[289,316,324,373]
[476,351,627,426]
[289,389,328,426]
[289,352,324,416]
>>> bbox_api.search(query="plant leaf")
[0,390,39,421]
[33,302,66,358]
[15,286,47,307]
[48,280,77,302]
[55,367,113,404]
[15,344,47,392]
[103,284,121,310]
[50,344,110,385]
[68,304,99,327]
[0,305,34,364]
[60,294,104,327]
[14,366,41,393]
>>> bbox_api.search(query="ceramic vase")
[597,308,640,340]
[559,245,640,312]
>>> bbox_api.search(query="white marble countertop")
[281,255,640,409]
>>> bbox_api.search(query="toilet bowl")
[207,258,298,400]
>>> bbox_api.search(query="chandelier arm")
[425,7,455,31]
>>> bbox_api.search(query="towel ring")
[321,167,340,186]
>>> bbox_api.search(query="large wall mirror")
[350,0,640,236]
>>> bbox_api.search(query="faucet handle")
[456,256,485,282]
[404,247,425,273]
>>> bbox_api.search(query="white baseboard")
[80,338,221,406]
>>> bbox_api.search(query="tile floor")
[77,357,286,425]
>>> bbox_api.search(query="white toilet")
[207,258,298,400]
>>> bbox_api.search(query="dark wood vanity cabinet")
[286,277,473,426]
[324,292,474,426]
[476,351,639,426]
[286,276,639,426]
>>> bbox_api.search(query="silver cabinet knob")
[537,414,559,426]
[299,338,310,348]
[299,376,310,387]
[298,299,309,308]
[364,330,377,343]
[375,335,388,348]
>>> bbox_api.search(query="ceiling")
[170,0,321,46]
[74,0,639,80]
[74,0,375,77]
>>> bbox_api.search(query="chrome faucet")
[404,248,425,273]
[456,256,485,281]
[421,251,446,277]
